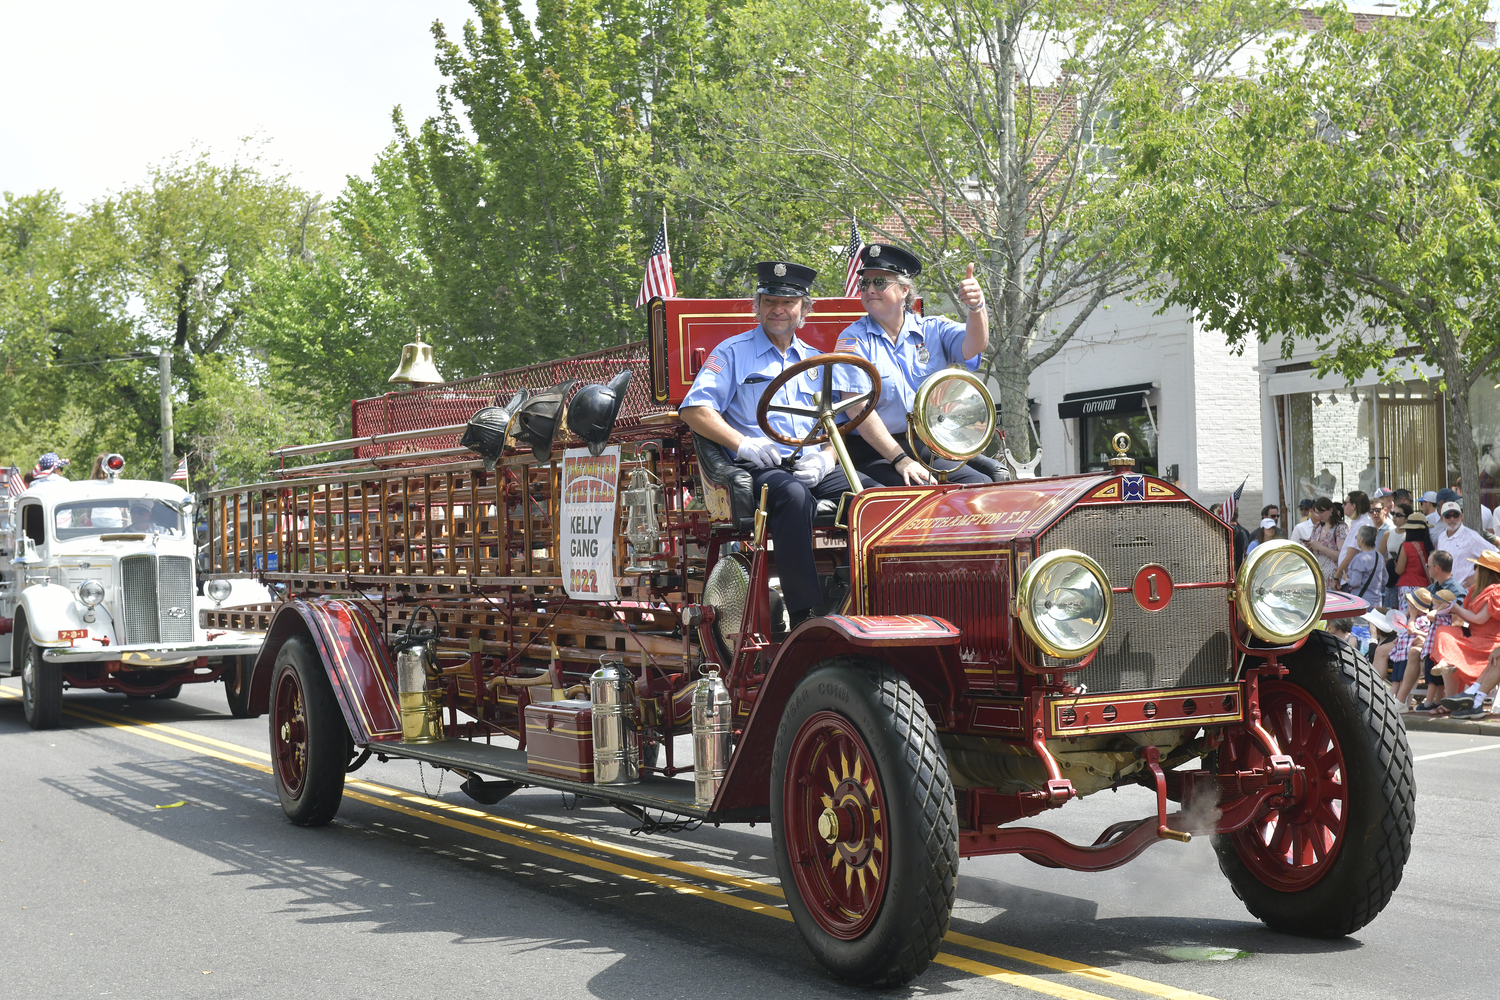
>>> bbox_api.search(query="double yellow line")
[0,686,1221,1000]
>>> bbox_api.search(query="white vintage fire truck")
[0,455,267,727]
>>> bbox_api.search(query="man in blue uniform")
[833,244,991,485]
[680,260,872,628]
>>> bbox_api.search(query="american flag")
[843,219,864,297]
[170,456,189,483]
[635,215,677,307]
[6,465,24,496]
[1221,477,1247,526]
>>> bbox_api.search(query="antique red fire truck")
[200,295,1415,985]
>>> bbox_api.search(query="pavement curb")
[1401,714,1500,737]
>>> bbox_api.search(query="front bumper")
[42,636,264,665]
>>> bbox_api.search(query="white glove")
[793,448,835,486]
[736,435,783,469]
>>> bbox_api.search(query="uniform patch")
[703,354,723,374]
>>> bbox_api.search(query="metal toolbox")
[525,700,595,782]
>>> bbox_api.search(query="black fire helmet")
[511,379,578,463]
[460,389,529,471]
[566,368,634,457]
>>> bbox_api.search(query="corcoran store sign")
[561,446,621,601]
[1057,382,1155,421]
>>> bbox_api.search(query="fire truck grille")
[873,563,1007,671]
[121,555,195,646]
[1039,501,1233,693]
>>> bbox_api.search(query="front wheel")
[771,657,956,986]
[225,656,261,719]
[1214,630,1415,936]
[154,684,183,700]
[270,636,347,826]
[18,619,62,729]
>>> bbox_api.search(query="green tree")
[1121,0,1500,525]
[690,0,1293,457]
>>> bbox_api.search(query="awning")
[1057,383,1155,420]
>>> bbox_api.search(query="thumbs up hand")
[959,263,985,310]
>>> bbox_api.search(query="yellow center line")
[3,685,1224,1000]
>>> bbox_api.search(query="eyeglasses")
[1443,512,1462,519]
[1266,512,1281,520]
[857,277,899,292]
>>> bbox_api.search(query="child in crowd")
[1344,525,1384,606]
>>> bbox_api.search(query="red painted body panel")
[647,296,883,405]
[525,700,595,782]
[250,598,402,745]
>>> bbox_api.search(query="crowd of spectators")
[1271,482,1500,720]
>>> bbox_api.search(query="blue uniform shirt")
[832,312,978,434]
[681,325,825,459]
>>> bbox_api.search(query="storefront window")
[1079,412,1158,476]
[1285,387,1376,502]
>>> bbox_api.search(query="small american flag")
[635,215,677,307]
[1221,477,1247,526]
[6,465,24,496]
[170,456,189,483]
[843,219,864,297]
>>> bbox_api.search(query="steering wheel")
[755,353,882,448]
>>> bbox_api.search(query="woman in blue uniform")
[833,244,992,485]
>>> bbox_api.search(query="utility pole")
[158,347,175,482]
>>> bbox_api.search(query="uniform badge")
[773,263,786,277]
[869,245,882,257]
[915,340,930,367]
[1122,474,1146,502]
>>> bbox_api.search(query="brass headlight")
[1016,550,1113,658]
[911,369,995,462]
[1236,539,1325,644]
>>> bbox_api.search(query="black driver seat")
[692,432,842,532]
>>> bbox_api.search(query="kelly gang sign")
[561,445,621,601]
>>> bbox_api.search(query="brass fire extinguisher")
[393,605,445,745]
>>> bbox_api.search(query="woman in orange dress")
[1431,551,1500,719]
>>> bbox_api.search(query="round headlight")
[1016,550,1113,658]
[206,578,234,605]
[77,579,106,608]
[1236,539,1325,644]
[911,369,995,462]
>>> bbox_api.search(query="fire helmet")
[511,380,577,463]
[460,389,529,471]
[566,369,633,457]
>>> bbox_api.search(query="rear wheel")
[225,656,260,719]
[154,684,183,700]
[771,657,956,985]
[1214,631,1414,936]
[270,636,347,826]
[18,619,62,730]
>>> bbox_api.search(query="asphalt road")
[2,676,1496,1000]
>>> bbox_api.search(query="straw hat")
[1469,549,1500,575]
[1406,589,1434,614]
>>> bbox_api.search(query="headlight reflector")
[77,579,106,608]
[911,369,995,461]
[1236,539,1325,644]
[206,578,234,605]
[1016,550,1113,658]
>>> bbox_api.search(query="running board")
[364,738,769,823]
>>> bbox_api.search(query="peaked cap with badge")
[856,243,922,278]
[755,260,817,298]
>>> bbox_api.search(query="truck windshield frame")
[53,499,185,540]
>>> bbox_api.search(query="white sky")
[1,1,1496,208]
[0,1,488,206]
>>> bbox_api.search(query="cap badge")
[869,245,882,257]
[773,263,786,277]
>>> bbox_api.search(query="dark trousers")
[844,432,992,486]
[740,461,871,614]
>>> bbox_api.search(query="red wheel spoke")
[1226,680,1349,890]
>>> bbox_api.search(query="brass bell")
[388,329,444,387]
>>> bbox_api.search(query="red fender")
[712,614,964,814]
[249,598,402,745]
